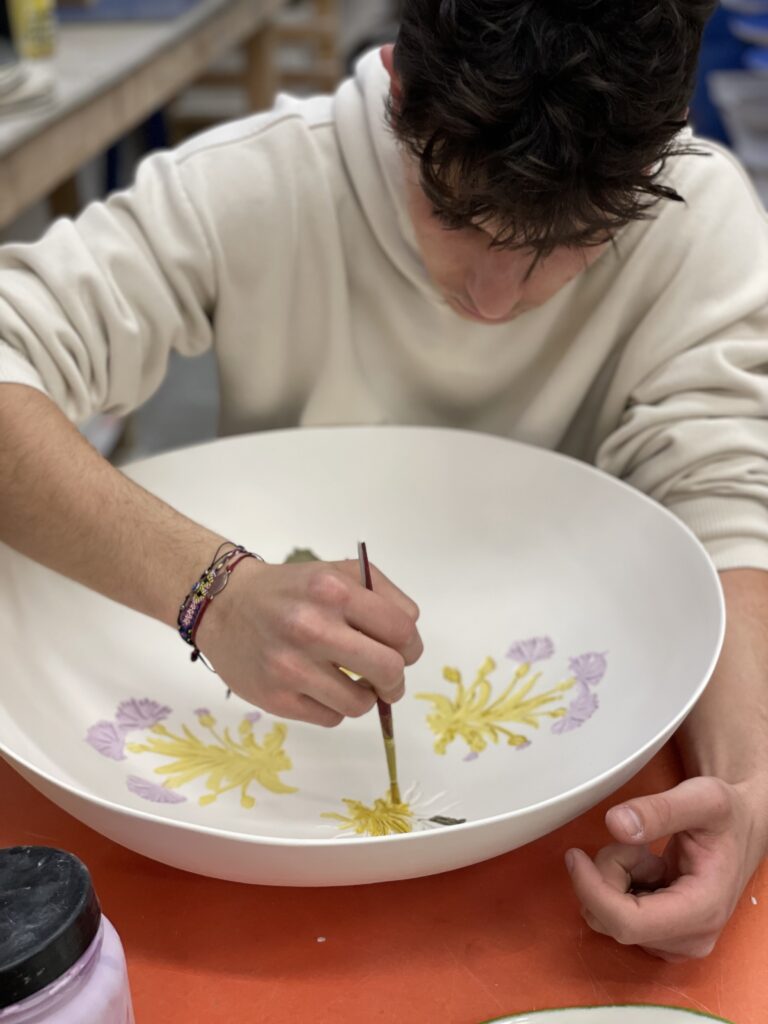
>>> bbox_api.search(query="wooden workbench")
[0,0,285,228]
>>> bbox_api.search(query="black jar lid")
[0,847,102,1009]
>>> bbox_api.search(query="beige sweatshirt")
[0,51,767,571]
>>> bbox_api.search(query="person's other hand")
[566,776,768,961]
[197,558,422,726]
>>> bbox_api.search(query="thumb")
[605,777,733,845]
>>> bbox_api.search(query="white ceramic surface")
[0,427,724,885]
[488,1006,731,1023]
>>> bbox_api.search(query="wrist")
[734,773,768,868]
[188,548,267,656]
[161,533,230,629]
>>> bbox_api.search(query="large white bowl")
[0,427,724,886]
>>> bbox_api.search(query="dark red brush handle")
[358,542,399,800]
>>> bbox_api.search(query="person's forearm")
[677,568,768,851]
[0,384,225,626]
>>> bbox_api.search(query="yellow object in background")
[10,0,57,60]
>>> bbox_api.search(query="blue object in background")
[690,7,748,142]
[58,0,202,22]
[728,14,768,44]
[744,46,768,67]
[105,111,168,192]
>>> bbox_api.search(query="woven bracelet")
[177,544,263,667]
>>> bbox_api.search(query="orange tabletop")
[1,747,764,1024]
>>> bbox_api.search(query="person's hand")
[566,776,768,961]
[196,558,422,726]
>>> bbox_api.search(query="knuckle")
[702,905,729,935]
[613,924,640,947]
[267,693,302,721]
[403,633,424,666]
[379,651,406,690]
[268,647,303,683]
[689,936,718,959]
[284,603,325,646]
[646,792,674,833]
[319,711,344,729]
[391,614,417,649]
[346,695,377,718]
[307,569,349,608]
[703,777,733,820]
[346,686,378,717]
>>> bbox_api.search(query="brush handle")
[357,541,401,805]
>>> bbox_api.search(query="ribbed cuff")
[667,494,768,572]
[0,343,48,396]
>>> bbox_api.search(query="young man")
[1,0,766,962]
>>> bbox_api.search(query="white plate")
[0,427,724,885]
[488,1007,731,1023]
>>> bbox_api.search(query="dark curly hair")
[389,0,718,254]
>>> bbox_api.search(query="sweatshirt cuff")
[0,342,48,396]
[666,495,768,573]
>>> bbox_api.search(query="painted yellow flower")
[321,785,464,837]
[417,656,572,756]
[126,713,296,809]
[321,795,415,836]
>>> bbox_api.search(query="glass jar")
[9,0,56,61]
[0,847,134,1023]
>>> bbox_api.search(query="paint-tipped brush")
[358,541,402,805]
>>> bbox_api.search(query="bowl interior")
[0,427,723,842]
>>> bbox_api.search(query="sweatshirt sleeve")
[0,149,216,423]
[595,145,768,572]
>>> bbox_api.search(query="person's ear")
[380,44,402,106]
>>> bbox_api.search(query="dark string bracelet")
[177,543,263,683]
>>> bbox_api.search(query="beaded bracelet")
[177,543,263,670]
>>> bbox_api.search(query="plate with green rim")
[483,1006,733,1024]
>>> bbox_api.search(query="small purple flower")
[552,684,599,734]
[127,776,187,804]
[194,707,217,728]
[85,720,126,761]
[568,652,607,688]
[245,711,262,723]
[514,739,532,751]
[463,751,479,762]
[116,698,171,732]
[507,636,555,664]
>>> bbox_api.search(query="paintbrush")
[358,541,402,805]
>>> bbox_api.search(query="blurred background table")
[0,0,287,229]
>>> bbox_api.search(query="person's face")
[403,164,609,324]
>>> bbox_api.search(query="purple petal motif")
[194,707,211,718]
[116,698,171,732]
[85,720,126,761]
[568,652,608,688]
[245,711,262,723]
[551,684,599,735]
[514,740,532,751]
[507,636,555,664]
[127,776,187,804]
[463,751,479,762]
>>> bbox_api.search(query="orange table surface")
[1,747,765,1024]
